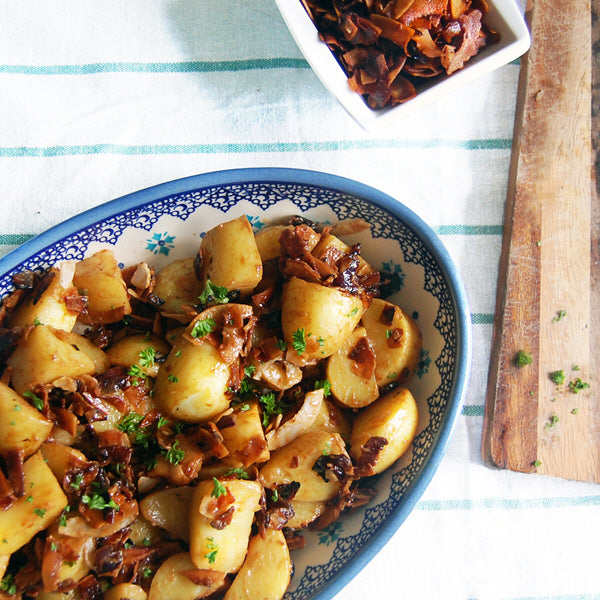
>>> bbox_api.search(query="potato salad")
[0,215,421,599]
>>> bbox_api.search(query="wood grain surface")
[482,0,600,482]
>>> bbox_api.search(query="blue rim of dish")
[0,166,472,599]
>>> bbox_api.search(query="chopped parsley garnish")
[190,317,217,339]
[553,309,567,322]
[205,537,218,564]
[549,370,566,385]
[224,467,250,480]
[138,347,157,368]
[70,473,84,490]
[211,477,227,498]
[533,460,542,468]
[23,390,44,410]
[142,567,153,578]
[244,365,256,377]
[0,574,16,595]
[117,412,144,434]
[81,493,119,512]
[568,377,590,394]
[292,328,307,355]
[164,440,185,465]
[157,416,170,429]
[514,350,533,367]
[34,508,47,518]
[276,338,287,351]
[167,374,179,383]
[259,392,284,427]
[199,280,230,307]
[128,364,147,384]
[59,505,70,527]
[314,379,331,397]
[271,489,279,502]
[545,415,559,429]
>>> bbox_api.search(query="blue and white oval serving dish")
[0,167,471,600]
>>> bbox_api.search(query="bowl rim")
[0,167,472,599]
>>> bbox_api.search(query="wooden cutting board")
[482,0,600,483]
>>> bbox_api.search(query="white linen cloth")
[1,1,599,599]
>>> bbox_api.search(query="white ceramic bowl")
[274,0,530,130]
[0,168,471,599]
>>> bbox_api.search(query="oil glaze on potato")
[350,387,419,474]
[104,583,147,600]
[72,249,132,324]
[199,215,263,296]
[148,553,225,600]
[9,263,78,332]
[139,486,193,542]
[153,257,203,316]
[7,325,96,395]
[326,326,379,408]
[281,277,365,361]
[224,528,292,600]
[105,332,170,377]
[259,431,349,501]
[0,381,53,457]
[0,452,67,555]
[153,335,230,423]
[189,478,262,572]
[361,298,422,386]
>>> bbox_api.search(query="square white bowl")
[274,0,530,130]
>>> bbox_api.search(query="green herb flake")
[26,495,33,503]
[224,467,250,480]
[199,280,229,307]
[568,378,590,394]
[34,508,47,518]
[571,408,579,415]
[81,493,119,512]
[211,477,228,498]
[138,347,157,369]
[142,567,154,579]
[167,374,179,383]
[545,415,559,429]
[259,392,284,427]
[164,440,185,465]
[0,573,16,595]
[50,542,58,551]
[292,328,307,355]
[205,537,219,564]
[23,390,44,410]
[514,350,533,368]
[552,309,567,322]
[314,379,331,397]
[533,460,542,467]
[190,317,217,339]
[271,489,279,503]
[549,370,566,385]
[117,412,144,434]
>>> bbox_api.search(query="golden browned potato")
[259,431,349,502]
[51,536,95,588]
[0,382,53,458]
[105,332,170,377]
[199,215,263,296]
[9,263,79,332]
[253,225,292,262]
[148,553,226,600]
[281,277,365,362]
[311,233,375,276]
[220,402,269,467]
[73,249,132,324]
[104,583,147,600]
[350,386,419,474]
[224,528,292,600]
[326,326,379,409]
[139,486,193,543]
[41,442,87,481]
[7,325,96,395]
[153,335,230,423]
[307,398,352,439]
[285,499,327,529]
[361,298,422,386]
[0,452,67,555]
[153,257,203,316]
[189,478,262,573]
[53,329,110,373]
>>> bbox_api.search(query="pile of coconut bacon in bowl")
[300,0,498,109]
